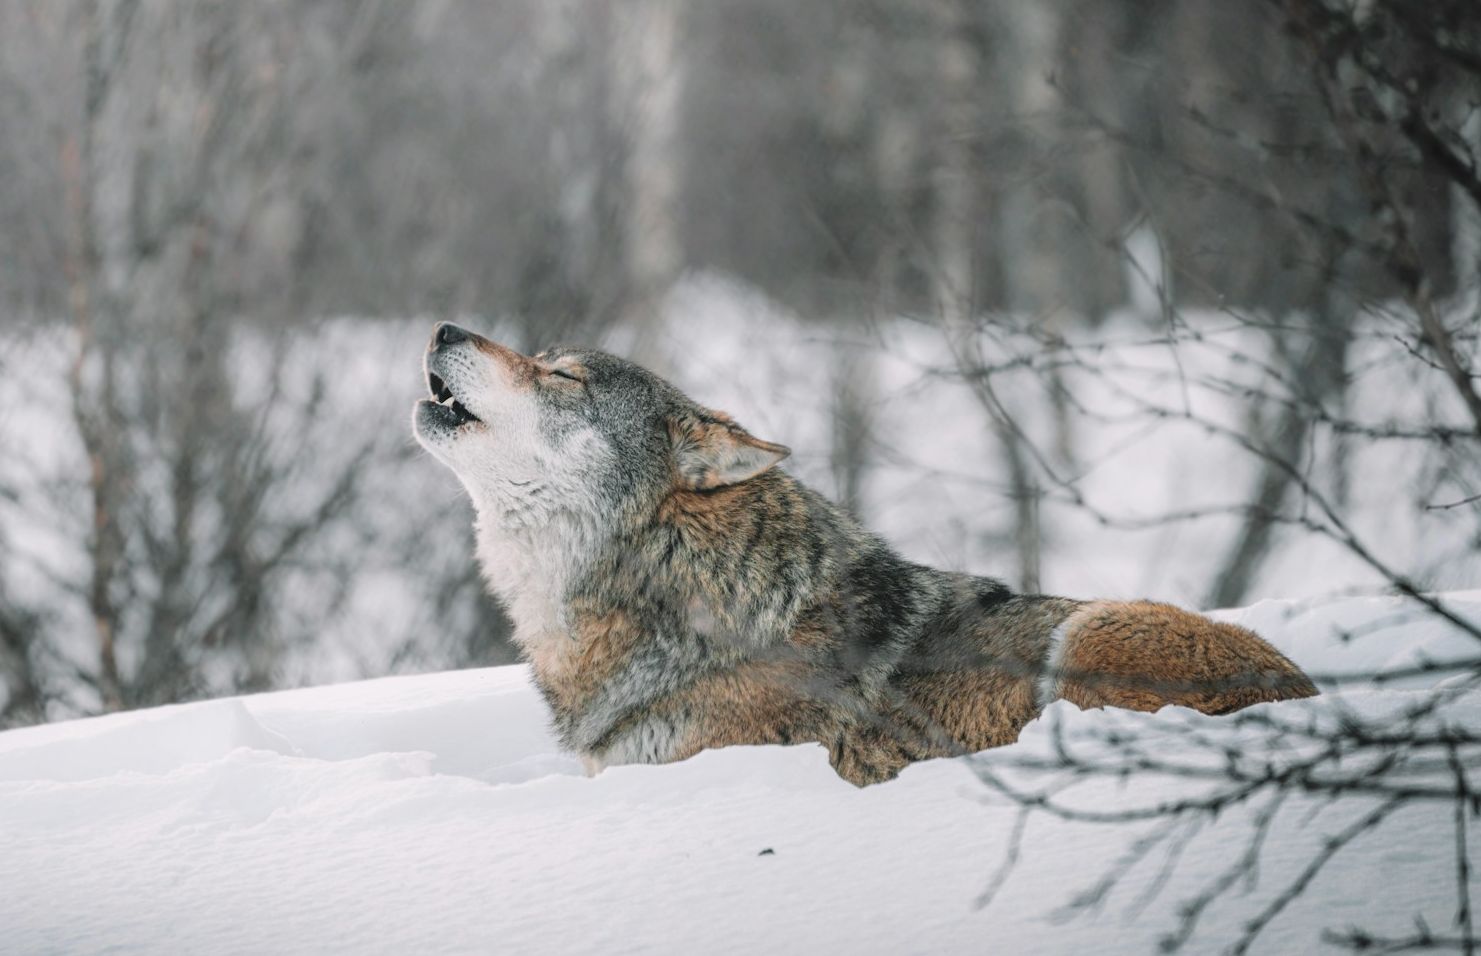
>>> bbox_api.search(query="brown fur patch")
[533,606,648,716]
[470,333,540,386]
[662,660,836,761]
[898,669,1040,752]
[655,475,807,622]
[657,483,750,532]
[1054,601,1318,714]
[889,593,1078,754]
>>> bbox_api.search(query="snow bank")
[2,592,1476,954]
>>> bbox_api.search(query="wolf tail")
[1035,600,1317,715]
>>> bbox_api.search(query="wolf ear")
[670,412,790,490]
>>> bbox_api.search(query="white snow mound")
[2,592,1478,954]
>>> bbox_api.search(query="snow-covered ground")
[2,592,1477,954]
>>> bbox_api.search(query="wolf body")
[413,323,1316,785]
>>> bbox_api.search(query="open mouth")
[427,372,482,426]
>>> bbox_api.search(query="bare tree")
[941,2,1481,948]
[36,0,403,712]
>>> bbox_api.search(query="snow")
[2,592,1477,954]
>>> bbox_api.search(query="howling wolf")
[412,322,1316,785]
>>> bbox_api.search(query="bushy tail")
[1038,600,1317,715]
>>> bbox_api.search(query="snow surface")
[2,592,1478,955]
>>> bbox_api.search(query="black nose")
[433,322,469,349]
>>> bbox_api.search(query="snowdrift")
[2,592,1478,954]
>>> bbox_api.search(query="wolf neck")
[479,468,839,646]
[645,476,847,648]
[471,495,610,651]
[476,466,914,697]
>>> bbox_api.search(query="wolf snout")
[431,321,470,350]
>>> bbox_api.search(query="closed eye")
[549,367,584,384]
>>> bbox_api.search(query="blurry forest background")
[1,0,1479,726]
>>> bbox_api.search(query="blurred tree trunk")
[1206,306,1349,609]
[931,0,1041,592]
[830,346,872,517]
[931,0,975,331]
[1065,0,1130,318]
[992,0,1068,320]
[65,0,139,712]
[612,0,685,366]
[990,0,1075,471]
[871,108,918,315]
[0,595,46,727]
[1453,111,1481,298]
[529,0,618,343]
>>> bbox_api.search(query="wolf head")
[412,322,790,532]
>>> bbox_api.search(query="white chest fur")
[471,500,609,654]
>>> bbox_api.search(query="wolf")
[412,322,1317,786]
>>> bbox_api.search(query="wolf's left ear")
[670,412,790,490]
